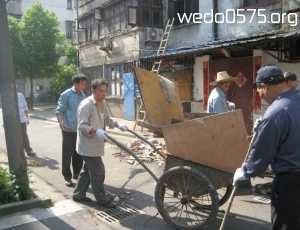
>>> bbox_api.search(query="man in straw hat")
[233,66,300,229]
[207,71,237,113]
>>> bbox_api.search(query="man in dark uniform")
[233,66,300,230]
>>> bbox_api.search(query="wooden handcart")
[106,109,249,229]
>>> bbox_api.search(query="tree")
[51,43,78,94]
[65,43,78,66]
[8,2,65,110]
[51,64,77,94]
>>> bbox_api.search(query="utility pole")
[0,0,28,177]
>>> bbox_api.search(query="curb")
[29,115,149,139]
[0,196,51,216]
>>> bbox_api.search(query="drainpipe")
[212,0,218,41]
[102,55,106,79]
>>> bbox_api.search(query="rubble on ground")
[110,138,167,167]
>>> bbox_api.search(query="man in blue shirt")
[234,66,300,230]
[55,73,87,187]
[207,71,237,113]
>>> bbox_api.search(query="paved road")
[0,110,273,230]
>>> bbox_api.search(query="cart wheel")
[155,166,219,230]
[217,185,233,206]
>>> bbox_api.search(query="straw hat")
[210,71,237,86]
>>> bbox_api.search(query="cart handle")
[126,129,166,160]
[219,130,258,230]
[104,133,159,182]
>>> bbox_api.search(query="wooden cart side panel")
[162,110,249,174]
[134,67,184,126]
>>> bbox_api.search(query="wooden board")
[134,67,184,126]
[162,110,249,174]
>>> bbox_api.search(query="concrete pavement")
[0,104,157,223]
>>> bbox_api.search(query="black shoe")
[101,201,116,208]
[73,197,92,202]
[65,180,73,187]
[73,175,78,180]
[27,150,36,156]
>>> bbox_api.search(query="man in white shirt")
[72,79,128,208]
[17,90,36,156]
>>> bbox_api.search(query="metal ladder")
[151,18,174,74]
[133,102,147,132]
[133,19,174,131]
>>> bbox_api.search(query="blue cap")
[253,66,284,88]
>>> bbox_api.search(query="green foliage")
[8,2,65,79]
[51,43,78,94]
[51,64,77,94]
[65,43,78,66]
[0,167,34,205]
[41,199,53,208]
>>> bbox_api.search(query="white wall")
[21,0,77,35]
[167,1,214,49]
[194,55,210,101]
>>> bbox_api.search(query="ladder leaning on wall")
[133,18,175,131]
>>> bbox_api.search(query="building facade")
[75,0,300,131]
[75,0,165,119]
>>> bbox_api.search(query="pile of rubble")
[111,138,167,167]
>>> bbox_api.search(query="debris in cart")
[112,138,167,167]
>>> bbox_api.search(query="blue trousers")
[271,171,300,230]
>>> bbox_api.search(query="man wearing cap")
[207,71,237,113]
[284,71,300,95]
[233,66,300,229]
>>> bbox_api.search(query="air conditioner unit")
[94,8,103,21]
[144,27,163,42]
[99,37,112,53]
[78,28,87,43]
[72,31,79,45]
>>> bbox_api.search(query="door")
[123,73,135,121]
[209,57,253,135]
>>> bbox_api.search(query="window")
[106,65,124,96]
[128,7,138,26]
[67,0,72,9]
[169,0,199,26]
[244,0,272,7]
[140,0,162,27]
[66,21,76,38]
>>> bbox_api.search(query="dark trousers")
[62,131,83,180]
[271,171,300,230]
[73,156,109,205]
[21,122,32,153]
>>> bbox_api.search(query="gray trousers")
[21,122,32,153]
[73,156,109,205]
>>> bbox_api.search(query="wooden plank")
[184,113,216,119]
[162,110,249,174]
[137,121,163,133]
[134,67,184,126]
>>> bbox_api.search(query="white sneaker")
[27,150,36,156]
